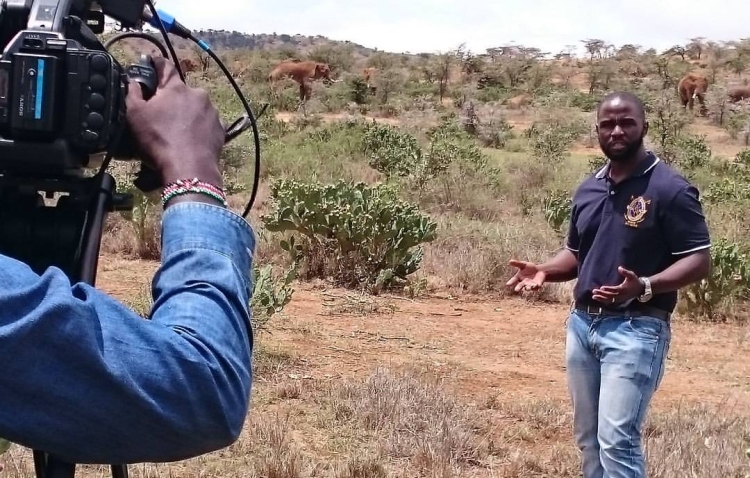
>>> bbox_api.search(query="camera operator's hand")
[125,57,225,203]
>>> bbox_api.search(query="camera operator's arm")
[0,58,255,464]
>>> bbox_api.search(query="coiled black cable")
[182,31,261,218]
[100,0,261,218]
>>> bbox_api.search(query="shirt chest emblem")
[624,195,652,228]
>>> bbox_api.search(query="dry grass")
[419,214,572,301]
[323,367,491,476]
[3,337,746,478]
[100,203,161,260]
[643,402,750,478]
[3,320,750,478]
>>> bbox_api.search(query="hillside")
[191,30,375,55]
[105,27,381,56]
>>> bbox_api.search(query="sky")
[150,0,748,56]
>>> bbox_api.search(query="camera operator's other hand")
[125,57,224,190]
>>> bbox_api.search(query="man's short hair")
[597,91,646,121]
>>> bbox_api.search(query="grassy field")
[4,36,750,477]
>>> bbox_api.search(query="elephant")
[362,67,377,85]
[361,67,378,94]
[728,86,750,103]
[178,58,198,74]
[267,60,338,107]
[677,72,709,115]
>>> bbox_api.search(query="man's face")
[596,98,647,162]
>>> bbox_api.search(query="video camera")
[0,1,261,477]
[0,0,148,176]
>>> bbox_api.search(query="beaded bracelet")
[161,178,228,208]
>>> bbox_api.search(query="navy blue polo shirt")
[566,152,711,313]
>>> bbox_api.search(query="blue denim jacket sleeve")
[0,202,255,465]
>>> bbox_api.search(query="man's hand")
[506,260,547,293]
[591,266,644,305]
[125,57,225,189]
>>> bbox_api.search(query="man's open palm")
[506,260,546,293]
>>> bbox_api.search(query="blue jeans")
[566,309,671,478]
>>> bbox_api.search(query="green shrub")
[348,76,371,105]
[362,122,422,178]
[676,134,712,171]
[734,149,750,179]
[251,258,298,332]
[725,103,750,145]
[569,91,600,112]
[362,121,487,196]
[588,155,608,174]
[648,91,690,164]
[261,179,437,292]
[426,119,488,173]
[525,118,586,165]
[703,150,750,204]
[736,149,750,166]
[704,178,750,204]
[543,189,572,235]
[682,238,750,321]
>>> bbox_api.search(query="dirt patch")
[687,117,747,158]
[95,259,750,415]
[275,111,402,126]
[268,285,750,413]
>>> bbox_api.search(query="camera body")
[0,0,146,177]
[0,29,125,175]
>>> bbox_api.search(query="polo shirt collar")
[595,151,660,180]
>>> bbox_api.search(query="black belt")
[574,301,671,322]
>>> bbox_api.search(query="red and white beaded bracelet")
[161,178,228,208]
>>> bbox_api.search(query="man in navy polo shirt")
[506,91,711,478]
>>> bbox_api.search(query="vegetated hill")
[105,28,388,68]
[190,30,376,55]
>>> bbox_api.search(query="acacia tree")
[432,51,454,102]
[192,45,210,73]
[485,44,545,89]
[663,45,687,61]
[706,41,729,83]
[687,37,706,60]
[580,39,616,93]
[367,52,395,71]
[726,39,750,78]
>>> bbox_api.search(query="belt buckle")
[585,304,606,315]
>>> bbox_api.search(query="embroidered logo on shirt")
[624,196,651,227]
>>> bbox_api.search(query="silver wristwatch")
[638,277,653,302]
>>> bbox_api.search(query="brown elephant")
[268,60,337,104]
[178,58,198,74]
[362,67,377,85]
[677,73,709,115]
[728,86,750,103]
[361,67,378,93]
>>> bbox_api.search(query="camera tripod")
[0,170,134,478]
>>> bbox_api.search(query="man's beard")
[601,135,643,162]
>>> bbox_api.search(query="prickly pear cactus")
[262,179,437,289]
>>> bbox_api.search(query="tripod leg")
[112,465,129,478]
[46,457,76,478]
[32,453,76,478]
[33,450,46,477]
[13,173,130,478]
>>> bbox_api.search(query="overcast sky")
[151,0,747,56]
